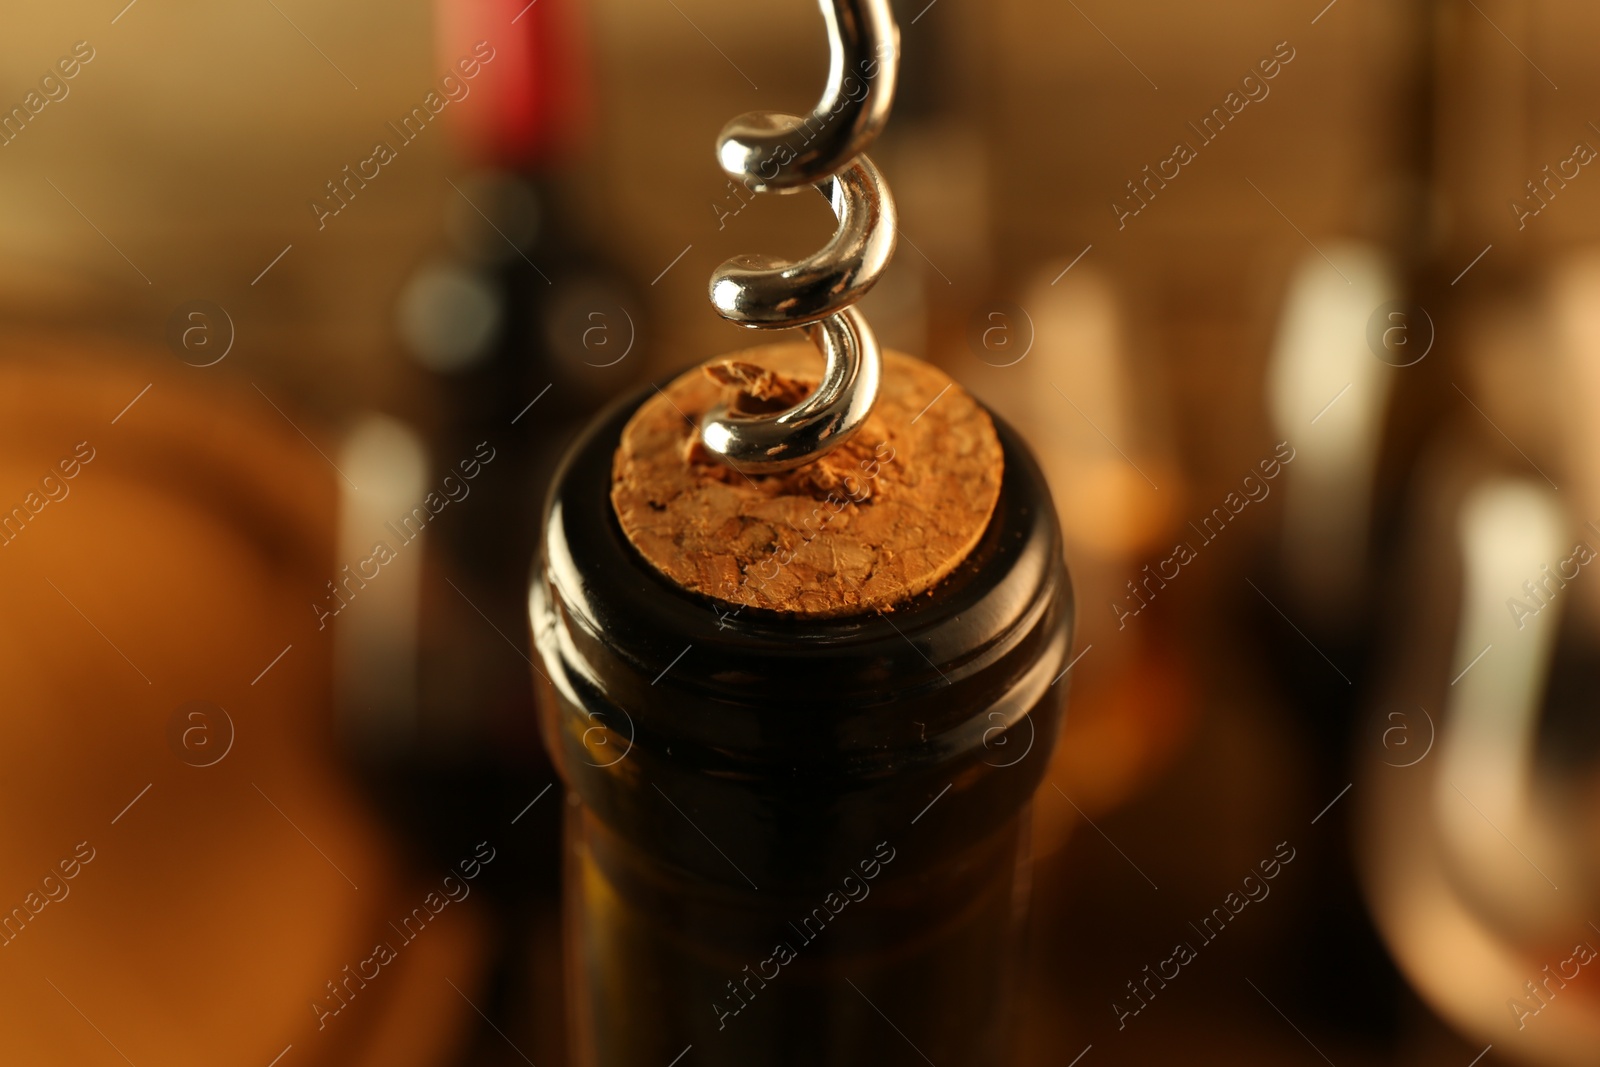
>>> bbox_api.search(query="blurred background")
[3,0,1600,1063]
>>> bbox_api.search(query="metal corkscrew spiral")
[697,0,899,474]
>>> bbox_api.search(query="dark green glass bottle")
[530,380,1072,1066]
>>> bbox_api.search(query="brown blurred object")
[0,335,488,1066]
[1358,258,1600,1066]
[965,266,1195,858]
[1046,639,1192,823]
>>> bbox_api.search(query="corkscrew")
[697,0,899,474]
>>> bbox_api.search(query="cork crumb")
[684,360,891,503]
[612,344,1003,619]
[704,360,812,413]
[682,358,814,471]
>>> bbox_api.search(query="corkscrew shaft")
[698,0,899,474]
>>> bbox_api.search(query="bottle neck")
[531,380,1073,887]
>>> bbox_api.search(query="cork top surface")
[609,343,1003,618]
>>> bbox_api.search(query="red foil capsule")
[434,0,592,168]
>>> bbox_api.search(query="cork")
[610,343,1003,617]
